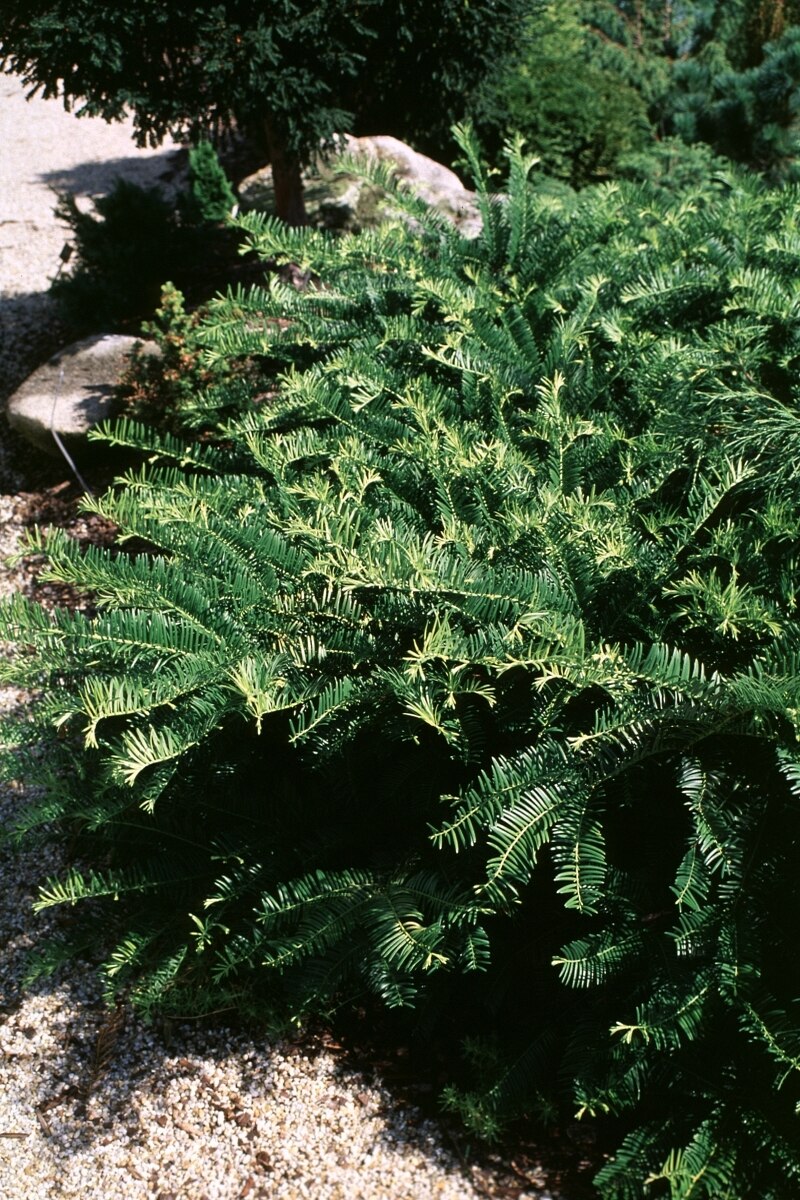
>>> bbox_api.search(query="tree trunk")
[261,116,307,226]
[742,0,787,66]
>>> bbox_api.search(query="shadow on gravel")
[0,146,188,483]
[0,945,578,1200]
[36,147,189,201]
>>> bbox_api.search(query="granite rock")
[238,134,482,237]
[6,333,158,456]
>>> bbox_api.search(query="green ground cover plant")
[3,133,800,1196]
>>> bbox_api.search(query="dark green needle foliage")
[0,0,375,224]
[669,24,800,176]
[4,131,800,1197]
[473,1,653,185]
[474,2,800,186]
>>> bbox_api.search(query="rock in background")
[238,134,482,237]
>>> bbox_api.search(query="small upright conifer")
[187,142,236,224]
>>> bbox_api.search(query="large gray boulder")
[238,135,482,237]
[6,333,158,457]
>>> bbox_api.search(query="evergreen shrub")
[52,144,238,332]
[51,180,202,331]
[471,2,653,188]
[668,25,800,178]
[483,56,651,186]
[185,141,237,224]
[4,132,800,1197]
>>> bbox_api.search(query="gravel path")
[0,75,561,1200]
[0,72,185,299]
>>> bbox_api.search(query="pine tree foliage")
[2,131,800,1196]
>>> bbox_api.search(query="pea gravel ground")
[0,74,565,1200]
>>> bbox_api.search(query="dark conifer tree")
[1,0,528,223]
